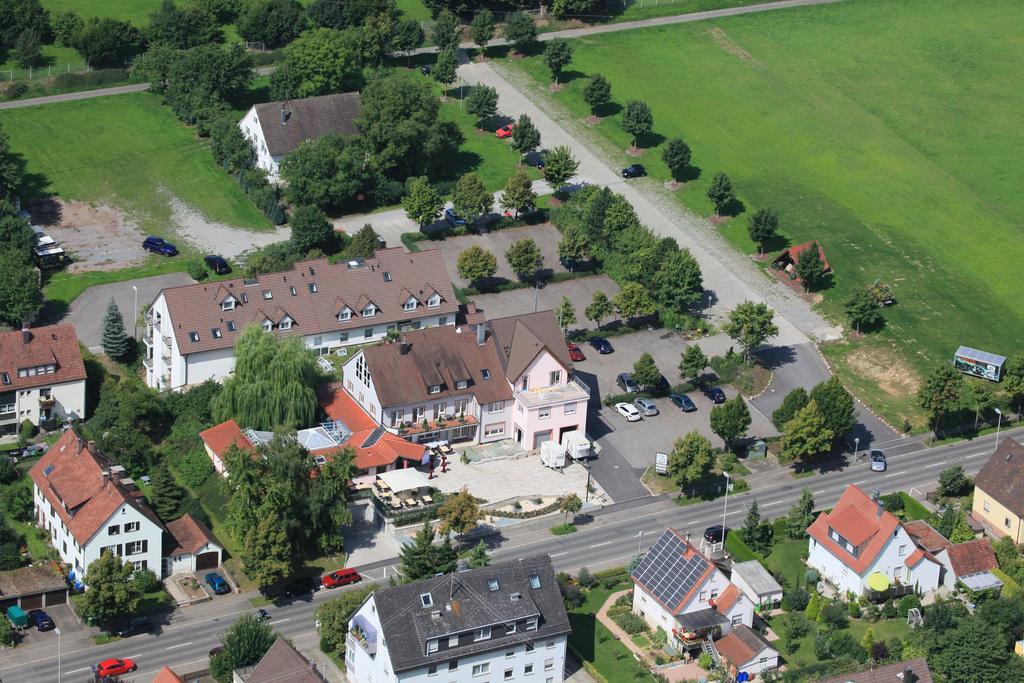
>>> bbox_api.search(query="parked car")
[616,373,640,393]
[649,374,671,395]
[566,342,586,362]
[669,393,697,412]
[113,616,151,638]
[255,608,271,621]
[21,443,46,457]
[633,397,659,416]
[703,386,727,404]
[29,609,54,631]
[209,645,225,658]
[703,525,725,544]
[204,255,231,275]
[142,236,178,256]
[444,208,466,226]
[614,402,641,422]
[140,475,151,485]
[621,164,646,179]
[94,658,136,678]
[527,151,545,169]
[869,450,887,472]
[588,338,614,354]
[419,65,431,75]
[322,568,361,589]
[276,576,318,599]
[495,124,514,138]
[205,572,230,595]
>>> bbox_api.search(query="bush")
[652,626,667,648]
[697,652,713,669]
[18,419,35,446]
[847,601,861,618]
[818,601,847,629]
[176,496,211,527]
[6,82,29,99]
[53,69,130,90]
[898,593,921,618]
[577,566,595,588]
[612,610,648,635]
[880,492,904,513]
[132,568,160,593]
[828,632,867,662]
[558,575,584,609]
[173,448,214,488]
[782,587,810,612]
[187,259,209,281]
[881,599,898,619]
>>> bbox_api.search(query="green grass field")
[505,0,1024,427]
[40,0,163,26]
[396,0,432,23]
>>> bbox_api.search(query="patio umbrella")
[867,572,890,592]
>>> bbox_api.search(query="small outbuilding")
[0,564,69,611]
[730,560,783,611]
[714,624,779,675]
[953,346,1005,382]
[772,241,831,280]
[163,514,224,576]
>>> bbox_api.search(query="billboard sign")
[655,452,669,475]
[954,348,1004,382]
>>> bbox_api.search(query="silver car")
[869,450,886,472]
[633,398,658,416]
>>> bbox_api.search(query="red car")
[495,124,514,138]
[322,568,361,589]
[95,658,136,678]
[567,343,586,362]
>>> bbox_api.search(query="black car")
[703,525,725,544]
[588,337,614,354]
[621,164,646,179]
[669,393,697,412]
[29,609,54,631]
[272,576,317,601]
[204,255,231,275]
[650,374,671,395]
[419,65,431,75]
[142,236,178,256]
[703,386,727,404]
[113,617,151,638]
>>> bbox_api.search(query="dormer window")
[363,304,376,317]
[428,385,441,394]
[338,307,352,321]
[428,293,441,308]
[211,328,222,339]
[262,290,273,300]
[221,297,236,311]
[262,320,273,331]
[404,297,418,311]
[279,316,293,330]
[188,331,200,342]
[456,380,468,390]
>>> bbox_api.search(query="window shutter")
[142,539,148,553]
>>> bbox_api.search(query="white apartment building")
[346,555,570,683]
[0,324,86,433]
[144,248,459,391]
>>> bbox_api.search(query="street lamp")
[721,471,731,552]
[853,436,860,462]
[584,461,592,504]
[131,285,138,340]
[995,408,1003,449]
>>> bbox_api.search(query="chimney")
[21,324,31,344]
[101,470,109,487]
[280,104,288,125]
[476,324,486,346]
[399,337,411,355]
[903,667,915,682]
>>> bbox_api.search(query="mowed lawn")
[40,0,163,25]
[0,93,268,233]
[507,0,1024,425]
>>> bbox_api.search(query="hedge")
[488,497,565,519]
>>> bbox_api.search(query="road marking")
[165,641,192,650]
[65,668,88,675]
[965,451,987,459]
[813,490,826,495]
[269,618,291,625]
[761,500,785,507]
[853,480,867,485]
[884,471,905,478]
[590,541,613,548]
[550,551,568,557]
[924,461,948,468]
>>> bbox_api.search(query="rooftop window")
[482,369,491,380]
[529,574,541,589]
[1,372,9,385]
[211,328,222,339]
[338,308,352,321]
[289,286,297,296]
[428,385,441,394]
[309,282,318,293]
[262,290,273,300]
[363,304,376,317]
[188,331,200,342]
[280,317,293,330]
[383,271,392,282]
[420,593,433,607]
[428,293,441,308]
[405,299,418,311]
[488,579,499,591]
[221,298,235,311]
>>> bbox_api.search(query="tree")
[710,396,751,448]
[0,249,40,327]
[931,617,1017,683]
[278,134,371,209]
[316,584,375,657]
[393,18,424,61]
[679,345,709,386]
[585,291,613,330]
[780,400,834,461]
[722,300,779,362]
[218,613,276,673]
[613,282,656,322]
[400,520,440,581]
[786,488,815,539]
[211,325,319,430]
[662,138,692,181]
[289,205,334,255]
[632,352,660,389]
[668,431,714,492]
[149,462,183,520]
[543,39,574,84]
[557,223,589,269]
[345,224,378,259]
[622,100,653,149]
[918,364,963,434]
[845,286,882,333]
[306,0,391,29]
[101,298,132,361]
[466,85,499,129]
[431,10,459,53]
[278,27,363,98]
[437,487,479,545]
[0,127,21,202]
[78,551,143,627]
[52,9,84,47]
[466,540,491,568]
[860,627,876,656]
[747,208,778,255]
[652,248,703,311]
[74,17,142,68]
[504,12,536,54]
[470,10,495,55]
[741,500,772,554]
[772,387,809,430]
[500,169,537,218]
[938,465,971,498]
[505,238,543,281]
[554,297,576,335]
[210,116,252,173]
[582,73,611,117]
[794,241,826,291]
[12,28,40,67]
[542,145,579,190]
[456,245,498,284]
[510,114,541,156]
[0,611,12,646]
[1003,352,1024,418]
[559,492,582,526]
[403,176,444,229]
[949,513,975,543]
[236,0,305,48]
[432,46,458,91]
[452,173,492,222]
[707,172,735,217]
[147,0,219,49]
[968,381,997,429]
[809,378,855,446]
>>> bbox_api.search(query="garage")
[195,552,219,571]
[20,593,43,610]
[0,566,68,611]
[44,589,67,606]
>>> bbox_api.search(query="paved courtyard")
[472,275,620,324]
[435,223,570,288]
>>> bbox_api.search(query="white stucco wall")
[12,379,85,426]
[808,527,940,595]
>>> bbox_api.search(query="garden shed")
[730,560,783,611]
[0,564,69,611]
[772,241,832,279]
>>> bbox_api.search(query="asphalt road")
[3,427,1018,683]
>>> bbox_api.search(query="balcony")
[515,376,590,408]
[143,310,158,326]
[347,617,378,656]
[161,346,171,361]
[396,415,478,440]
[143,327,153,346]
[142,355,153,369]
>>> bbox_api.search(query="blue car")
[444,208,466,227]
[205,572,230,595]
[588,337,613,354]
[29,609,54,631]
[669,393,697,412]
[142,236,178,256]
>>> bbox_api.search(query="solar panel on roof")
[631,531,709,609]
[361,427,386,449]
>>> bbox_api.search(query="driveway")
[64,272,194,350]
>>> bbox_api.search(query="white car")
[615,402,641,422]
[869,450,887,472]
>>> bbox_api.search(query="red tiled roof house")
[0,323,86,432]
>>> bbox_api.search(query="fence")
[0,58,137,83]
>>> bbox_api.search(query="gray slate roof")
[731,560,783,596]
[253,92,361,157]
[373,555,570,673]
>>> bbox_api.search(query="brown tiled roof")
[248,638,325,683]
[0,323,86,391]
[974,438,1024,518]
[488,310,573,382]
[714,624,775,668]
[0,564,67,598]
[944,539,998,577]
[152,666,185,683]
[806,485,901,575]
[158,249,458,356]
[253,92,361,157]
[165,514,221,556]
[816,658,933,683]
[902,520,952,553]
[199,419,255,458]
[29,431,164,545]
[319,385,425,470]
[714,584,741,615]
[360,324,511,408]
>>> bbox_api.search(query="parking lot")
[434,223,571,288]
[12,604,84,645]
[473,274,620,323]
